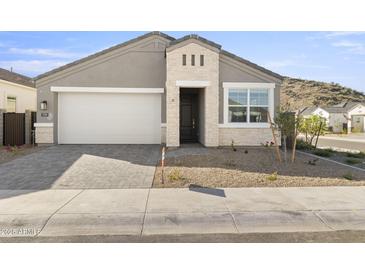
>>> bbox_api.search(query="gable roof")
[34,32,175,81]
[168,34,222,50]
[0,68,35,88]
[323,101,365,113]
[300,106,322,116]
[34,31,283,82]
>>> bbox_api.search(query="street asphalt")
[316,134,365,152]
[2,231,365,243]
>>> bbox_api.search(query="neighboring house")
[0,68,36,113]
[34,32,283,146]
[300,106,329,121]
[300,101,365,133]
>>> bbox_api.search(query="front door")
[180,93,198,142]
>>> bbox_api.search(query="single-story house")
[300,101,365,133]
[300,106,330,121]
[34,32,283,147]
[0,68,36,113]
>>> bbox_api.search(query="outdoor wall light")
[40,100,48,110]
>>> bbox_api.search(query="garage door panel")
[58,92,161,144]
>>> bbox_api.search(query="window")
[6,96,16,113]
[224,83,273,126]
[182,54,186,66]
[200,55,204,66]
[249,89,269,123]
[228,89,248,123]
[191,54,195,66]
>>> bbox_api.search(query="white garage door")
[58,92,161,144]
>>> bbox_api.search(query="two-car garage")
[55,87,162,144]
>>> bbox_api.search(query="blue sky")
[0,31,364,93]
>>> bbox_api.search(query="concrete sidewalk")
[1,187,365,238]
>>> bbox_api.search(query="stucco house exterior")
[0,68,36,113]
[300,101,365,133]
[34,32,283,147]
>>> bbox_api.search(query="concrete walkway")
[1,187,365,238]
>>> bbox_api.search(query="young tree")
[299,115,327,147]
[274,107,300,163]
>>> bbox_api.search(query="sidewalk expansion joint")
[140,188,151,236]
[35,189,85,237]
[313,211,336,231]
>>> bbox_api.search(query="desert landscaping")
[153,146,365,188]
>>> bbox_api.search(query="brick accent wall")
[166,41,220,147]
[219,127,280,146]
[35,126,53,144]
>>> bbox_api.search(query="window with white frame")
[249,88,269,123]
[228,89,248,123]
[6,96,16,113]
[224,83,274,126]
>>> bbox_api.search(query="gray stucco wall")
[36,35,170,143]
[218,55,281,123]
[35,34,282,144]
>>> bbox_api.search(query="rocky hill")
[281,77,365,110]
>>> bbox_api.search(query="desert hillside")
[281,77,365,110]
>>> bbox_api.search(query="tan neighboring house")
[34,32,283,146]
[0,68,36,113]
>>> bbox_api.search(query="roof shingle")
[0,68,34,88]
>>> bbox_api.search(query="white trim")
[222,82,275,127]
[34,123,53,128]
[175,80,210,87]
[223,82,275,89]
[51,86,164,94]
[161,123,167,128]
[0,79,36,91]
[218,124,270,129]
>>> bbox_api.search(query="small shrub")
[346,152,365,159]
[5,145,20,154]
[225,159,236,167]
[313,149,332,157]
[262,141,274,147]
[296,140,314,151]
[343,172,353,180]
[323,148,335,153]
[267,171,278,181]
[167,169,183,181]
[345,158,362,165]
[231,140,237,152]
[307,159,319,166]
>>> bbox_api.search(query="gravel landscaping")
[302,148,365,170]
[0,145,44,165]
[153,146,365,188]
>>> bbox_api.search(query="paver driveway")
[0,145,161,190]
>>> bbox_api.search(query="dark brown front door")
[180,93,198,143]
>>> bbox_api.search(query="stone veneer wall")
[161,126,166,144]
[35,126,54,144]
[24,110,32,145]
[219,128,281,146]
[0,109,5,145]
[166,41,220,147]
